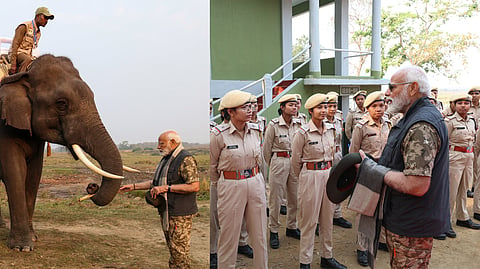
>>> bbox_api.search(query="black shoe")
[238,244,253,258]
[280,205,287,215]
[300,263,311,269]
[315,224,319,236]
[446,228,456,238]
[210,253,217,269]
[286,228,301,240]
[270,231,279,249]
[468,190,474,198]
[378,242,388,251]
[321,257,347,269]
[474,213,480,221]
[433,233,446,240]
[267,207,269,217]
[333,217,352,229]
[356,250,368,267]
[456,219,480,229]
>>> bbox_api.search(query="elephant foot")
[8,234,35,252]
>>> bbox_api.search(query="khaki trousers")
[268,155,298,232]
[449,150,473,221]
[298,166,334,264]
[217,174,268,269]
[210,183,249,254]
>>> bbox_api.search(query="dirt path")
[236,199,480,268]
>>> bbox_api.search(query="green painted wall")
[211,0,282,80]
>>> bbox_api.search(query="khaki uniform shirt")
[291,120,335,177]
[345,107,366,140]
[324,116,343,163]
[9,21,40,64]
[469,104,480,122]
[263,116,302,165]
[441,106,454,118]
[210,121,263,183]
[445,112,476,148]
[349,114,391,160]
[296,112,308,125]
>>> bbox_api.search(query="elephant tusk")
[79,194,94,202]
[123,165,141,173]
[72,144,124,180]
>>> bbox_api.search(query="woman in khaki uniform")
[292,94,346,269]
[210,90,268,269]
[446,94,480,233]
[263,94,302,249]
[349,91,390,266]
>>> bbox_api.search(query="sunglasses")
[388,81,413,91]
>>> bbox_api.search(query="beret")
[278,94,298,103]
[305,94,328,109]
[295,94,302,100]
[251,94,258,103]
[452,94,472,103]
[468,87,480,94]
[352,90,367,99]
[219,90,252,111]
[326,93,338,103]
[364,91,385,108]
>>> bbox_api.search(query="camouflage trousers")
[386,229,433,269]
[161,214,194,269]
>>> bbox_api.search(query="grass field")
[0,147,210,268]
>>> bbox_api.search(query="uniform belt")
[275,151,291,157]
[306,161,332,170]
[450,145,474,153]
[222,166,259,180]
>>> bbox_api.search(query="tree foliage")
[292,34,310,63]
[381,0,479,78]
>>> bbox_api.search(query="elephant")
[0,54,125,251]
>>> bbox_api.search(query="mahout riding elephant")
[0,54,125,251]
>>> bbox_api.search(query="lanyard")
[31,20,37,48]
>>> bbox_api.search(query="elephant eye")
[56,99,68,113]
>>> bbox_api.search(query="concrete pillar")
[309,0,321,77]
[371,0,381,78]
[282,0,293,80]
[335,0,349,76]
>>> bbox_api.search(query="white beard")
[387,90,410,114]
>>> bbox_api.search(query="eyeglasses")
[389,81,414,91]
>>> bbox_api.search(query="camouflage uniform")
[385,122,440,268]
[161,154,199,269]
[163,215,194,269]
[385,229,433,269]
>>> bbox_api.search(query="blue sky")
[0,1,210,144]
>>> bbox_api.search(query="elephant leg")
[2,149,35,251]
[25,142,45,242]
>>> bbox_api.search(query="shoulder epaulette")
[357,119,368,126]
[469,116,477,130]
[247,122,260,131]
[211,123,230,136]
[324,122,335,130]
[270,118,280,124]
[445,115,455,121]
[292,118,302,124]
[299,125,309,134]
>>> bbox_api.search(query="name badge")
[367,133,377,137]
[308,141,319,145]
[455,127,465,130]
[227,145,239,149]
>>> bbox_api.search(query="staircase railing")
[210,44,311,122]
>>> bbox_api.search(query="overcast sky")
[0,1,210,145]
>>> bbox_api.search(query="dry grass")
[0,147,210,268]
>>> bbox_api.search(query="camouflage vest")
[13,21,40,57]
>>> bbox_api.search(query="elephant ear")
[0,72,32,134]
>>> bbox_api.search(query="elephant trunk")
[79,124,123,206]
